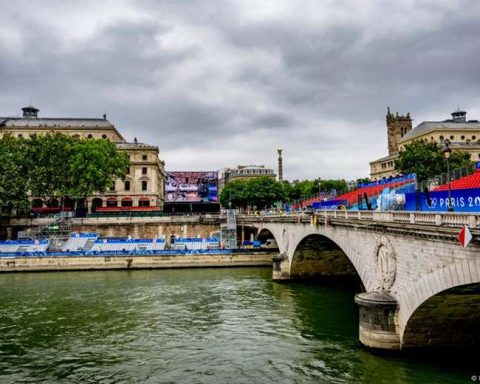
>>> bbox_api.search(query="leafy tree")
[396,141,473,182]
[27,133,77,203]
[0,135,31,218]
[65,138,129,200]
[319,179,347,193]
[0,134,129,219]
[220,177,285,210]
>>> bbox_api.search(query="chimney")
[277,149,283,181]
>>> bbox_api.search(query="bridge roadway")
[238,210,480,351]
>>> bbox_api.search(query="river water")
[0,268,476,383]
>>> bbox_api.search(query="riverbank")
[0,252,273,273]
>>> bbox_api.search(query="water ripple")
[0,268,473,384]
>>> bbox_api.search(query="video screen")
[165,171,218,202]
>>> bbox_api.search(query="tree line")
[0,133,129,219]
[219,177,348,211]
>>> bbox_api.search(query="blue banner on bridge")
[405,188,480,212]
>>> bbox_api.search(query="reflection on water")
[0,268,475,383]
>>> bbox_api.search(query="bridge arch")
[399,259,480,348]
[257,228,278,248]
[288,231,364,288]
[401,282,480,348]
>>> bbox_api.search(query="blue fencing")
[70,233,97,238]
[312,200,348,210]
[0,239,48,245]
[405,188,480,212]
[0,249,233,258]
[358,173,416,189]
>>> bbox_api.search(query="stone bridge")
[238,211,480,351]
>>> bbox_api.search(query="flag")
[458,225,472,248]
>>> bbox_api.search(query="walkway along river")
[0,267,476,383]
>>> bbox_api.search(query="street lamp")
[442,139,453,212]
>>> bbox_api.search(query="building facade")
[370,108,412,179]
[370,108,480,179]
[218,165,276,193]
[0,106,165,212]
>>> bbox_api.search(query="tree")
[65,138,129,200]
[26,133,77,204]
[0,135,31,218]
[0,134,129,220]
[396,141,473,182]
[220,177,286,210]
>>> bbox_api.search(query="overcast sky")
[1,0,479,180]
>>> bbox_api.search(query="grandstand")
[299,174,417,211]
[0,233,227,257]
[90,238,166,253]
[62,233,98,252]
[0,240,49,256]
[172,238,220,251]
[433,170,480,191]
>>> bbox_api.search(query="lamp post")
[442,139,453,212]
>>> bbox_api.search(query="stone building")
[370,108,412,179]
[370,108,480,179]
[218,165,276,193]
[0,106,165,212]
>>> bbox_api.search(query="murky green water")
[0,268,476,383]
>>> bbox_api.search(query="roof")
[399,121,480,143]
[0,117,114,128]
[116,142,158,150]
[370,153,398,164]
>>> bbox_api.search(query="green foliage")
[220,177,285,210]
[0,133,129,219]
[282,179,347,201]
[0,135,31,217]
[395,141,473,182]
[66,138,129,198]
[220,177,348,209]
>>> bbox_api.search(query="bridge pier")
[355,292,400,350]
[272,253,291,281]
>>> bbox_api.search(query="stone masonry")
[247,216,480,350]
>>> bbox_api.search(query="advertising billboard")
[166,171,218,203]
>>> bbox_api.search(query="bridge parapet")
[237,210,480,228]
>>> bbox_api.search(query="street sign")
[458,225,472,248]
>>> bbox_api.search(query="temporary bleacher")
[173,238,220,251]
[90,238,166,253]
[0,239,49,256]
[0,233,227,257]
[433,170,480,191]
[62,233,98,252]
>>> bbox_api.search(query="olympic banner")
[405,188,480,212]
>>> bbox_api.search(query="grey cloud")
[1,0,479,179]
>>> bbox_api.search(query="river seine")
[0,268,475,383]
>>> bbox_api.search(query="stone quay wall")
[0,252,272,273]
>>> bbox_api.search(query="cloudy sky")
[1,0,479,180]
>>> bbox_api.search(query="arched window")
[106,197,117,207]
[121,197,133,207]
[139,197,150,207]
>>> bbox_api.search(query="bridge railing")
[237,211,480,228]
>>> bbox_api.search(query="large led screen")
[165,171,218,202]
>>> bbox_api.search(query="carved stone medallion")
[373,236,396,291]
